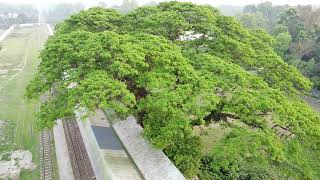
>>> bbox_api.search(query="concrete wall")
[113,116,186,180]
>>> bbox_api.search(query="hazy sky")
[0,0,319,6]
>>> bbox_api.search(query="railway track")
[40,129,54,180]
[63,119,96,180]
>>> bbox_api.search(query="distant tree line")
[39,1,158,26]
[0,3,38,28]
[0,1,162,29]
[237,1,320,91]
[100,0,158,14]
[111,0,139,14]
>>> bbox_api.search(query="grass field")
[0,24,49,179]
[193,122,232,154]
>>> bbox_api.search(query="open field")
[0,24,49,179]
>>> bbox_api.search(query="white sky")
[0,0,319,6]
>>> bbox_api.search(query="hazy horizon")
[0,0,319,7]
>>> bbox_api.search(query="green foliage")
[139,83,219,148]
[37,91,72,129]
[185,15,311,93]
[27,1,320,178]
[272,31,292,58]
[122,1,218,40]
[239,3,320,90]
[69,70,136,114]
[56,7,121,33]
[199,129,319,179]
[237,12,268,30]
[112,0,139,14]
[27,27,206,176]
[165,134,202,177]
[278,7,320,87]
[279,8,305,43]
[192,54,320,138]
[198,129,286,180]
[242,2,289,32]
[270,24,292,58]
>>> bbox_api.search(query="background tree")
[237,2,320,92]
[279,8,305,42]
[272,31,291,58]
[0,3,38,28]
[237,12,268,30]
[112,0,139,14]
[56,7,121,34]
[241,1,289,32]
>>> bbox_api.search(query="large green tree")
[27,2,320,178]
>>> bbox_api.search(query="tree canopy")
[27,2,320,179]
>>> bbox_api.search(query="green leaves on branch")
[199,129,286,179]
[56,7,121,34]
[70,70,136,114]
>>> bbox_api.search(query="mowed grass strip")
[0,25,49,180]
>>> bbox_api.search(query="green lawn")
[0,24,49,180]
[193,123,231,154]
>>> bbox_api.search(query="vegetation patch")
[0,120,14,152]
